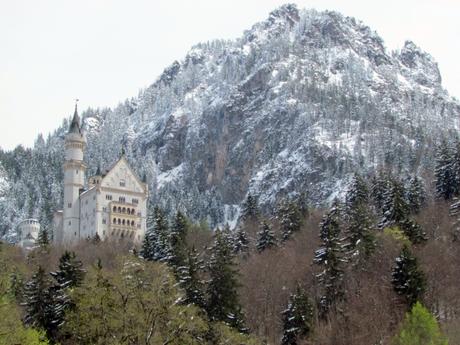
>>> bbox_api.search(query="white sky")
[0,0,459,151]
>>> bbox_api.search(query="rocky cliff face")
[1,4,459,238]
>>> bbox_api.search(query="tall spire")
[68,99,82,134]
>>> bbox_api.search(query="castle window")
[118,207,122,213]
[122,207,126,213]
[102,219,106,224]
[120,180,126,187]
[113,206,117,212]
[122,219,125,225]
[68,203,72,208]
[103,207,107,212]
[68,221,71,226]
[132,199,138,204]
[113,218,116,223]
[131,208,135,214]
[106,195,112,201]
[131,220,135,227]
[118,219,121,225]
[127,209,131,215]
[76,170,79,174]
[119,196,125,203]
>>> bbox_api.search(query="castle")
[52,105,148,246]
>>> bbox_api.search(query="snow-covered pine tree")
[449,199,460,241]
[233,227,250,255]
[50,251,85,289]
[434,140,456,200]
[206,230,246,332]
[345,173,369,209]
[140,206,156,260]
[256,221,277,252]
[241,193,259,221]
[344,174,376,260]
[406,175,426,214]
[23,266,68,340]
[168,211,189,273]
[392,244,426,307]
[314,201,346,318]
[281,285,314,345]
[371,172,390,212]
[277,199,303,242]
[178,247,205,308]
[149,206,171,262]
[399,218,427,244]
[380,178,410,228]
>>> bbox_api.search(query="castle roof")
[68,103,82,135]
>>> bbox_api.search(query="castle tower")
[62,104,86,244]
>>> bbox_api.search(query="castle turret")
[62,104,86,244]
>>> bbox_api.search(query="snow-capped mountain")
[1,4,459,239]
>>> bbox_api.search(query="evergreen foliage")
[314,201,346,318]
[233,227,250,255]
[344,174,376,259]
[141,206,170,262]
[393,302,448,345]
[37,227,50,248]
[371,172,390,211]
[381,178,410,227]
[23,266,68,340]
[281,285,314,345]
[392,245,426,307]
[168,211,189,273]
[399,219,427,245]
[178,247,206,308]
[435,140,456,200]
[50,251,85,289]
[406,175,426,214]
[256,221,277,252]
[206,230,246,332]
[241,193,259,221]
[278,199,303,242]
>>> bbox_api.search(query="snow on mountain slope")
[1,4,460,237]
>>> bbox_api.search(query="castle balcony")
[109,201,140,217]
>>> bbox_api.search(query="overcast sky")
[1,0,459,151]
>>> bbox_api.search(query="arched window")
[113,218,116,224]
[113,206,117,212]
[127,209,131,215]
[118,207,122,213]
[122,219,125,225]
[118,219,121,225]
[122,207,126,213]
[131,208,135,214]
[131,220,135,227]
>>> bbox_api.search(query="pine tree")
[314,201,345,318]
[256,221,277,252]
[206,230,246,332]
[278,199,303,242]
[392,244,426,307]
[381,178,410,227]
[346,173,369,208]
[178,247,206,308]
[371,172,390,211]
[435,140,456,200]
[50,251,85,289]
[406,176,426,214]
[143,206,170,262]
[168,211,189,274]
[449,199,460,241]
[233,227,250,255]
[344,174,376,259]
[37,227,50,248]
[23,266,68,340]
[281,285,314,345]
[399,218,427,244]
[241,193,259,221]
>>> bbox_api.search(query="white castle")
[53,105,148,246]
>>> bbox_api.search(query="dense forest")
[2,139,460,344]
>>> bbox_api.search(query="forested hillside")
[1,4,460,240]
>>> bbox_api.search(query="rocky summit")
[1,3,459,238]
